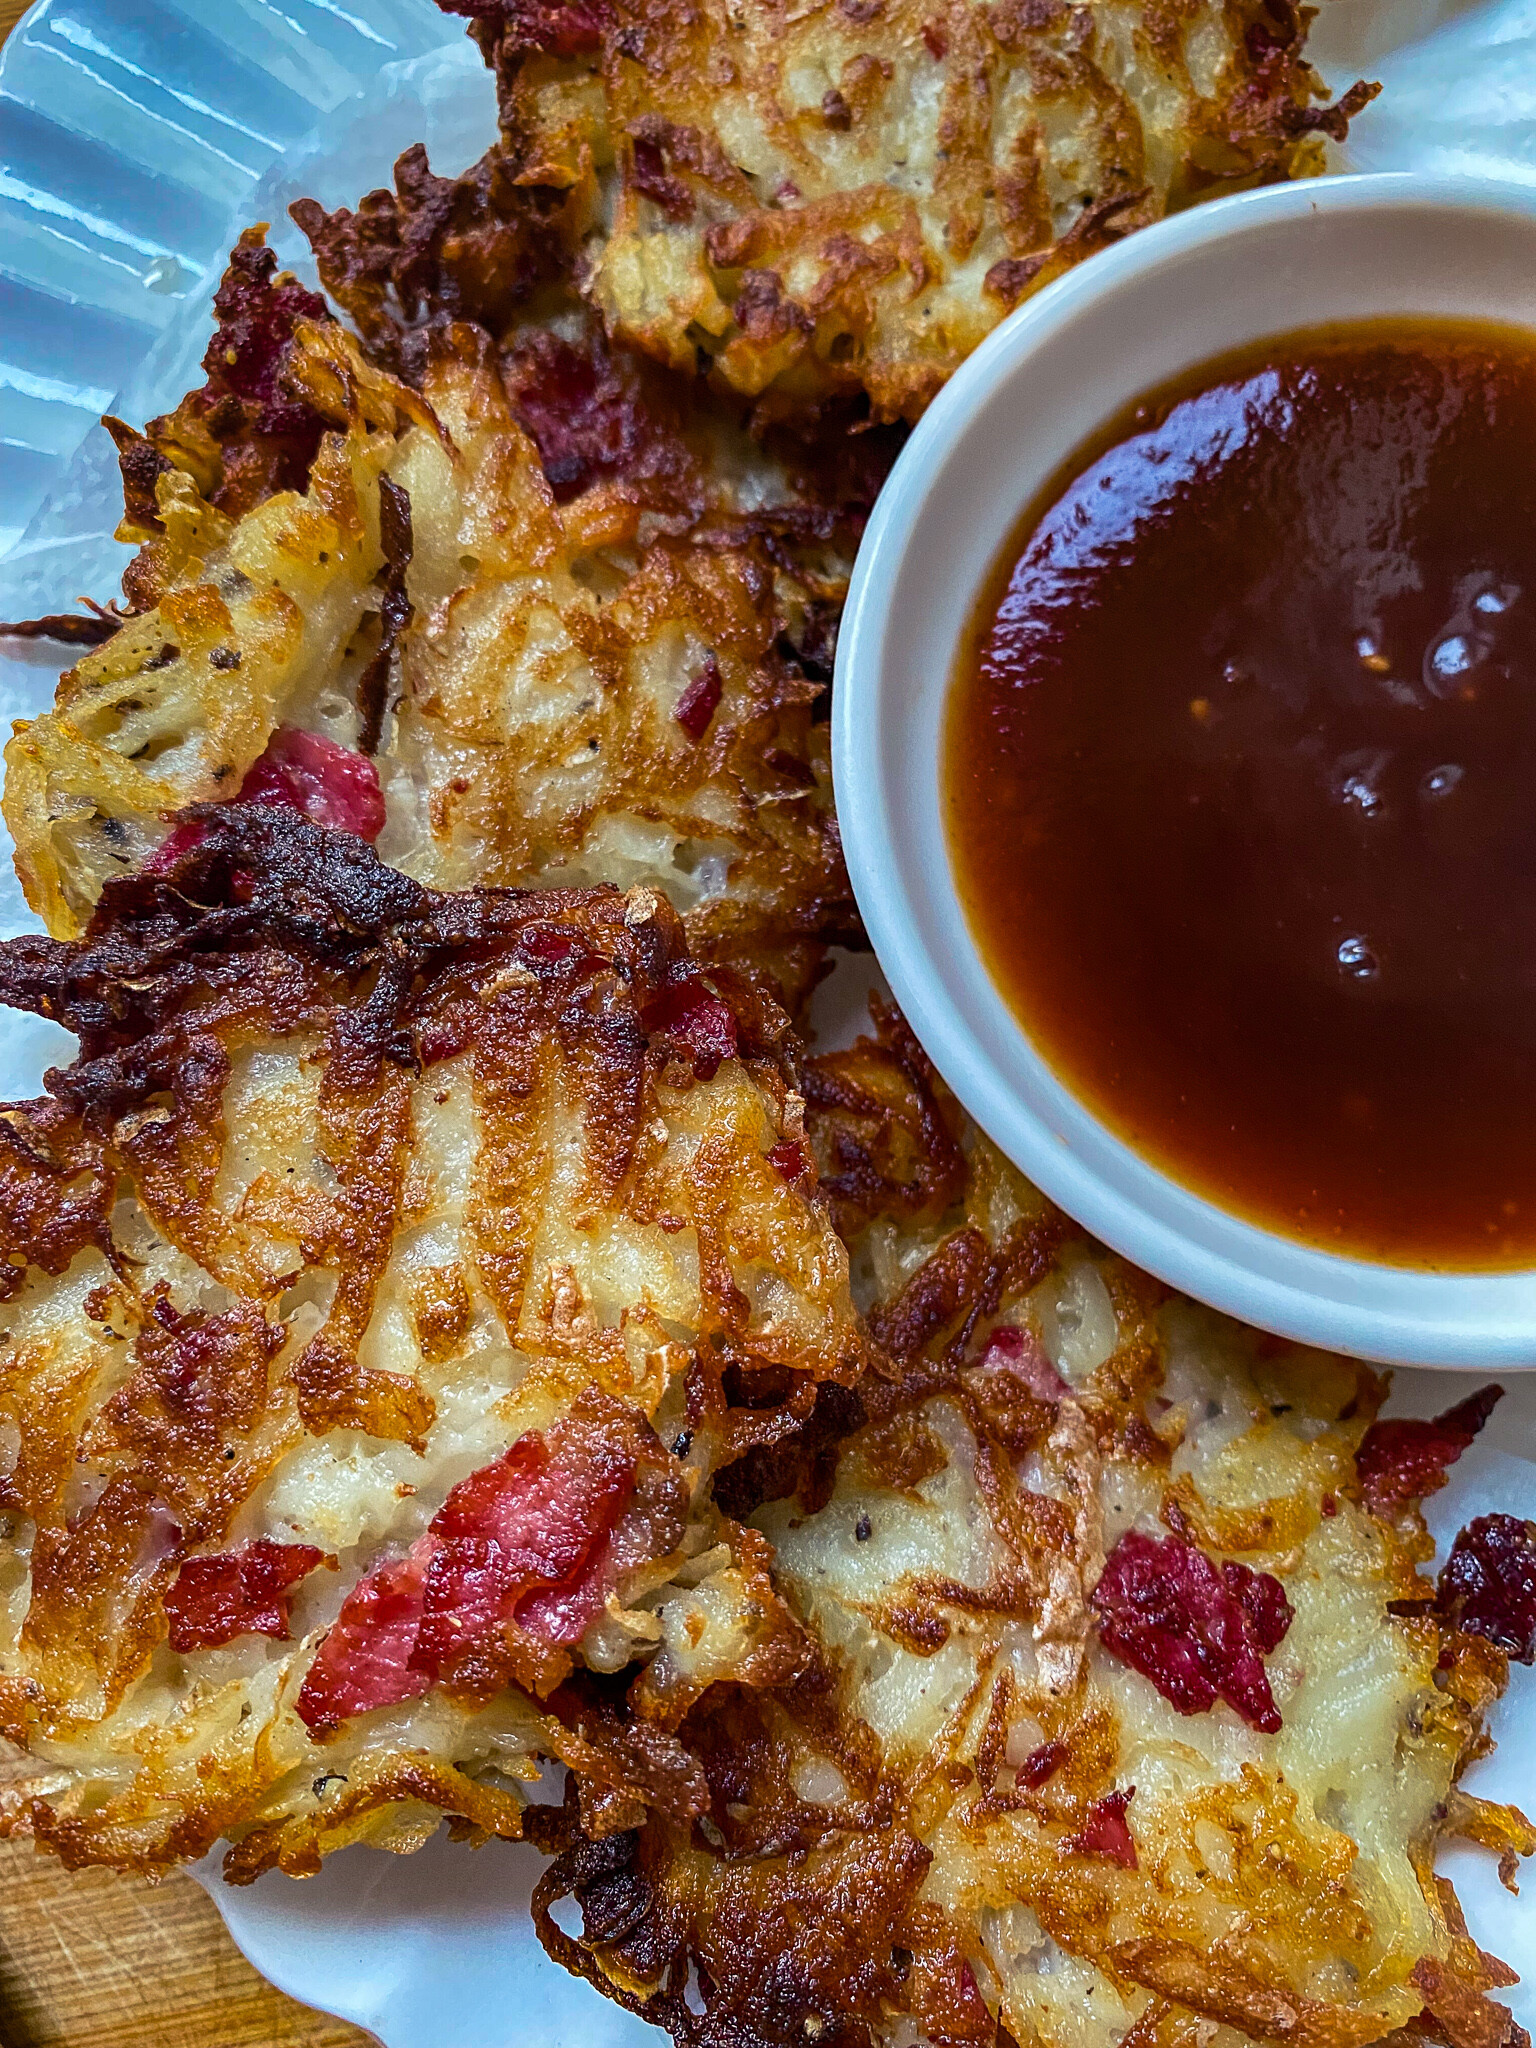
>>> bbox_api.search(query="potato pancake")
[1,30,1530,2045]
[0,812,866,1880]
[4,222,877,1006]
[532,1003,1534,2048]
[446,0,1375,421]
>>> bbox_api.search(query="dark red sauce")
[947,320,1536,1269]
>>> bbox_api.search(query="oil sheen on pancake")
[949,319,1536,1269]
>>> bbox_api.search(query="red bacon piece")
[296,1542,433,1735]
[515,1515,626,1646]
[1091,1530,1293,1734]
[1070,1788,1138,1869]
[165,1539,324,1653]
[1356,1386,1503,1516]
[502,329,655,502]
[414,1427,634,1670]
[238,728,387,839]
[438,0,610,55]
[979,1324,1068,1403]
[632,129,695,224]
[148,728,386,875]
[1016,1739,1067,1789]
[768,1139,812,1183]
[643,976,739,1081]
[674,656,723,742]
[1225,1557,1293,1654]
[516,924,606,980]
[953,1961,990,2031]
[208,251,328,440]
[1435,1514,1536,1662]
[295,1418,638,1735]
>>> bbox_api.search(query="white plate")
[0,4,1531,2041]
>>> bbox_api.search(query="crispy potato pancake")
[533,1004,1533,2048]
[1,32,1530,2043]
[4,227,875,1004]
[450,0,1374,422]
[0,812,868,1881]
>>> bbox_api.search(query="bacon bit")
[295,1418,637,1736]
[147,728,386,874]
[517,924,605,977]
[955,1960,989,2026]
[922,17,948,56]
[502,329,656,502]
[643,976,739,1080]
[164,227,335,519]
[239,728,387,839]
[438,0,610,55]
[1226,1557,1293,1653]
[1091,1530,1293,1733]
[675,656,723,741]
[165,1540,325,1653]
[296,1543,433,1735]
[1356,1386,1503,1515]
[768,1138,811,1182]
[1017,1738,1067,1788]
[979,1324,1068,1403]
[207,247,328,428]
[1321,1492,1338,1517]
[631,129,694,222]
[516,1512,633,1645]
[414,1428,634,1669]
[732,271,814,347]
[1435,1514,1536,1662]
[1070,1788,1137,1869]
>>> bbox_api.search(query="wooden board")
[0,16,374,2046]
[0,1751,379,2048]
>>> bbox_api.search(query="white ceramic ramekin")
[833,173,1536,1369]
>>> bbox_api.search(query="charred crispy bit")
[293,142,900,534]
[448,0,1376,421]
[0,609,123,648]
[0,810,866,1881]
[541,1001,1529,2048]
[289,142,571,360]
[1435,1515,1536,1663]
[112,227,336,530]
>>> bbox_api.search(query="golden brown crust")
[531,1005,1529,2048]
[460,0,1377,421]
[5,269,871,1011]
[0,812,869,1879]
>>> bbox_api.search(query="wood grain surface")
[0,1745,377,2043]
[0,1764,377,2048]
[0,3,376,2043]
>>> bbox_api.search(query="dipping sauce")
[947,320,1536,1269]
